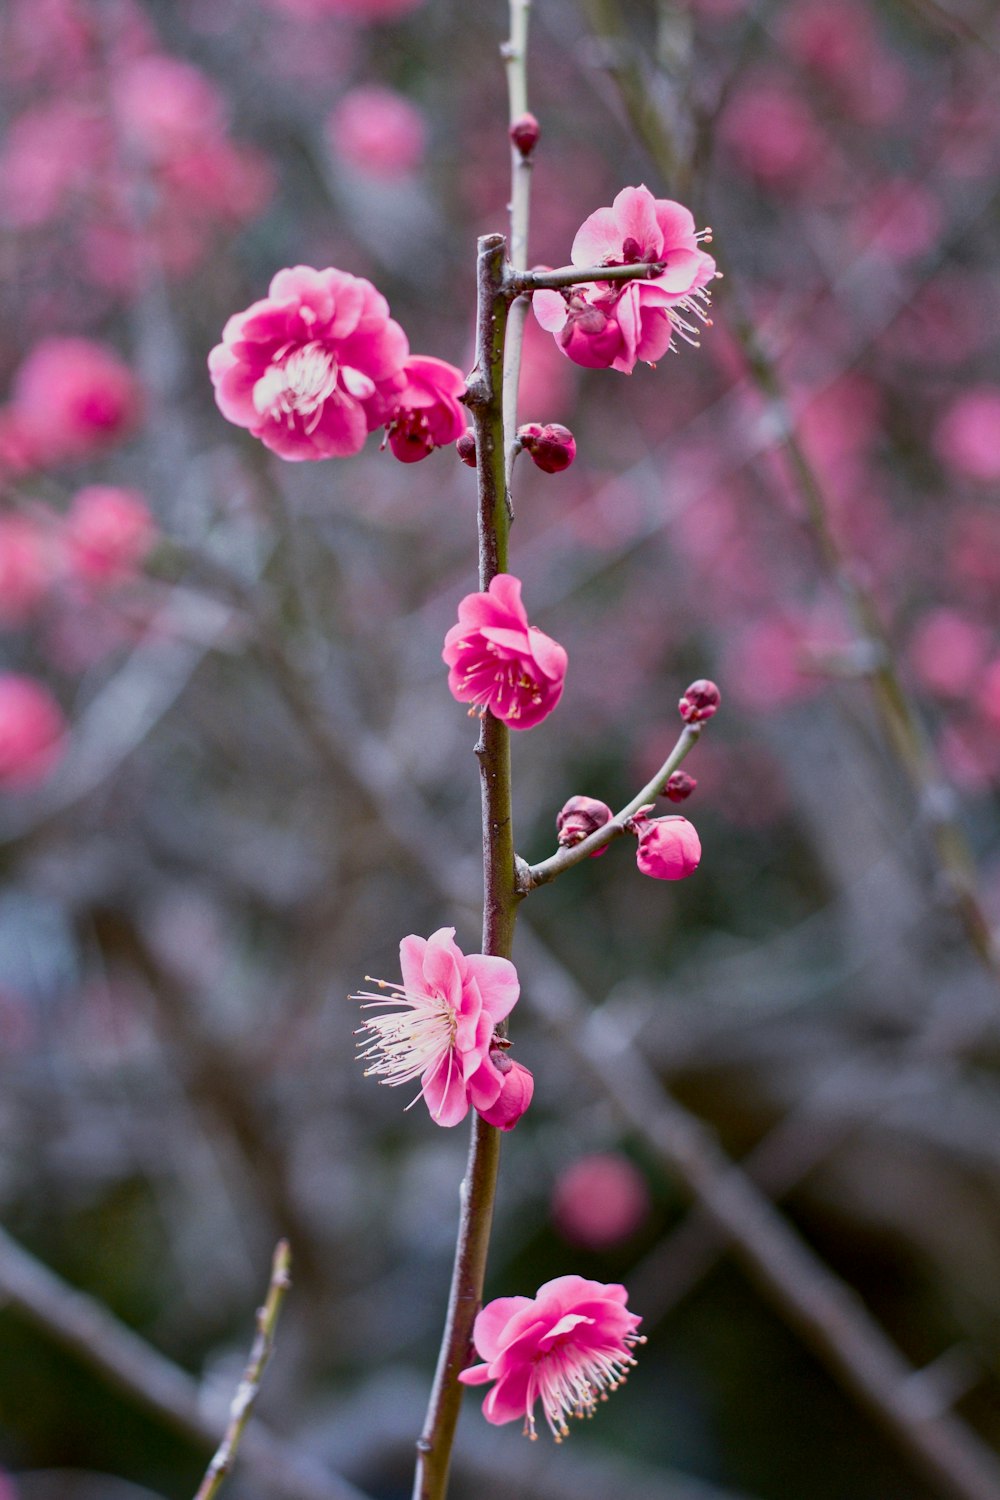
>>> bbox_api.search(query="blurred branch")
[510,260,667,292]
[0,1223,368,1500]
[195,1239,292,1500]
[502,0,533,470]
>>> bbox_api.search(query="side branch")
[509,260,665,294]
[519,722,703,891]
[196,1240,293,1500]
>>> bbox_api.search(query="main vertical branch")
[502,0,533,457]
[412,233,516,1500]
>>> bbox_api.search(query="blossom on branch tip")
[209,265,409,461]
[532,185,717,374]
[458,1276,644,1440]
[678,678,721,722]
[632,813,702,880]
[556,794,613,854]
[383,355,466,463]
[443,573,567,730]
[518,422,576,473]
[509,112,540,157]
[354,927,526,1128]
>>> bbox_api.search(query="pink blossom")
[718,79,828,192]
[354,927,525,1128]
[443,573,568,730]
[678,679,721,722]
[553,1154,650,1249]
[518,423,576,473]
[65,486,157,586]
[556,795,612,854]
[209,265,409,460]
[0,675,66,789]
[458,1275,644,1440]
[533,185,716,374]
[10,339,142,467]
[113,55,227,161]
[327,86,426,179]
[384,356,466,463]
[633,814,701,880]
[0,517,55,625]
[477,1050,534,1132]
[908,609,992,699]
[663,770,697,803]
[935,387,1000,482]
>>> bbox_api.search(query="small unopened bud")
[663,770,697,802]
[518,421,577,474]
[679,678,721,723]
[456,430,477,467]
[557,794,613,855]
[509,111,540,157]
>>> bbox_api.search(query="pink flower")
[442,573,567,730]
[633,814,701,880]
[553,1154,650,1249]
[354,926,526,1128]
[327,86,426,179]
[208,265,409,461]
[384,356,466,462]
[113,55,227,162]
[10,339,142,467]
[935,387,1000,482]
[0,675,66,789]
[533,185,716,374]
[458,1275,644,1440]
[478,1050,534,1132]
[65,486,157,586]
[0,517,54,626]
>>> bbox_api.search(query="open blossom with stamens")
[458,1276,644,1441]
[443,574,567,730]
[354,926,530,1128]
[208,265,409,461]
[384,355,466,463]
[533,185,716,374]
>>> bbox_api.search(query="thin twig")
[508,259,666,293]
[0,1221,368,1500]
[519,721,703,889]
[502,0,533,475]
[195,1240,293,1500]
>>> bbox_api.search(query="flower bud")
[634,814,701,880]
[663,770,697,802]
[456,429,477,467]
[478,1051,534,1131]
[518,421,577,473]
[679,678,721,723]
[509,111,540,157]
[556,794,613,855]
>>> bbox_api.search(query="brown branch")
[509,259,666,293]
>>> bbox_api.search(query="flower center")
[458,642,542,720]
[354,978,458,1107]
[253,340,340,433]
[525,1334,642,1443]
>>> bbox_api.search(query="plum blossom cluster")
[458,1276,644,1441]
[209,266,466,464]
[353,927,532,1130]
[532,186,718,374]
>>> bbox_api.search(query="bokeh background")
[1,0,1000,1497]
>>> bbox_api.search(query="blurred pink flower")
[443,573,568,730]
[0,674,66,789]
[354,926,522,1128]
[553,1154,651,1248]
[65,486,157,586]
[458,1275,643,1439]
[327,85,426,178]
[0,517,55,625]
[113,54,227,160]
[935,387,1000,482]
[533,185,716,373]
[0,100,106,229]
[384,355,466,462]
[265,0,424,15]
[209,265,409,460]
[10,338,142,466]
[719,78,828,192]
[908,608,992,699]
[633,814,702,880]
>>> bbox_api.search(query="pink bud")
[518,421,576,473]
[509,112,540,157]
[679,678,721,723]
[553,1153,650,1249]
[477,1050,534,1131]
[634,815,701,880]
[0,674,66,789]
[556,794,613,854]
[456,430,477,467]
[663,770,697,802]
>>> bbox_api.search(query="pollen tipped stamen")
[353,979,457,1089]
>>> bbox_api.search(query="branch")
[0,1221,368,1500]
[509,259,666,293]
[502,0,533,472]
[195,1240,293,1500]
[519,721,703,890]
